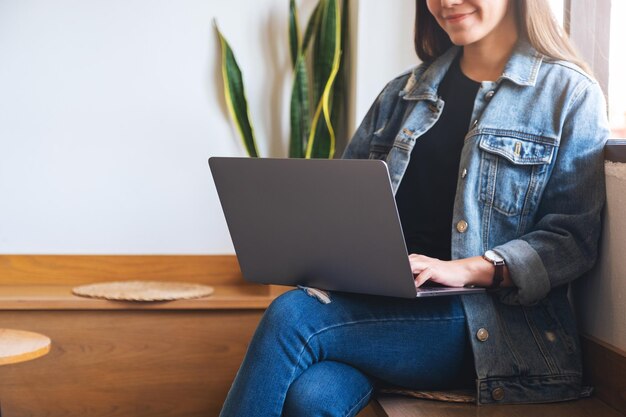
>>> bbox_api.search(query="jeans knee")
[282,362,373,417]
[263,288,325,329]
[254,290,310,343]
[282,372,339,417]
[283,382,330,417]
[264,290,306,322]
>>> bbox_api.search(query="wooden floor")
[372,396,625,417]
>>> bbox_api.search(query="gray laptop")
[209,157,484,299]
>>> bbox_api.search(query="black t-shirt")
[395,56,480,261]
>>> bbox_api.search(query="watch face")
[484,250,504,263]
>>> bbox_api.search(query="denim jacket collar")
[401,40,544,101]
[499,40,544,86]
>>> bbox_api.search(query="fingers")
[409,260,428,275]
[414,267,434,288]
[408,254,433,274]
[408,255,470,288]
[408,254,438,288]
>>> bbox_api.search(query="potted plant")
[215,0,349,159]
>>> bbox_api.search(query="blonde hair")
[516,0,591,74]
[414,0,591,74]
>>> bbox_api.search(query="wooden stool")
[0,329,51,416]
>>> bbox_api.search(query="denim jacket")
[343,41,609,404]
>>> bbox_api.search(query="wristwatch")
[482,250,505,289]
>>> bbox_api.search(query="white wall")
[574,162,626,352]
[0,0,317,254]
[0,0,416,255]
[352,0,417,126]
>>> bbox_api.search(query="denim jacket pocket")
[478,133,556,217]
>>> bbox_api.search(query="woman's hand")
[409,254,511,288]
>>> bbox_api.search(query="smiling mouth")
[444,11,475,24]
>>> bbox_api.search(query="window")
[565,0,624,139]
[548,0,565,28]
[608,1,626,138]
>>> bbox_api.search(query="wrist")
[462,257,496,287]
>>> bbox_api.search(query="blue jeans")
[219,289,474,417]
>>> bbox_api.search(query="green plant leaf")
[331,0,349,137]
[306,0,341,159]
[290,54,310,158]
[303,1,322,53]
[215,22,259,157]
[289,0,301,68]
[312,0,336,107]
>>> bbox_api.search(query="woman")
[219,0,609,415]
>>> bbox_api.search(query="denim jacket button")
[485,90,496,100]
[476,328,489,342]
[456,220,469,233]
[492,387,505,401]
[461,168,468,179]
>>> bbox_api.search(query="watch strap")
[489,263,504,289]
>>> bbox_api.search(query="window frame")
[566,0,611,96]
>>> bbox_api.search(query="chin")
[447,33,481,47]
[448,37,471,46]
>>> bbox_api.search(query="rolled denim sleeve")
[494,80,609,305]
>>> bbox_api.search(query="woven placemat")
[72,281,214,302]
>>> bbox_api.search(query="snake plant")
[216,0,348,159]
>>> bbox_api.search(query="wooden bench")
[0,255,288,417]
[369,395,624,417]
